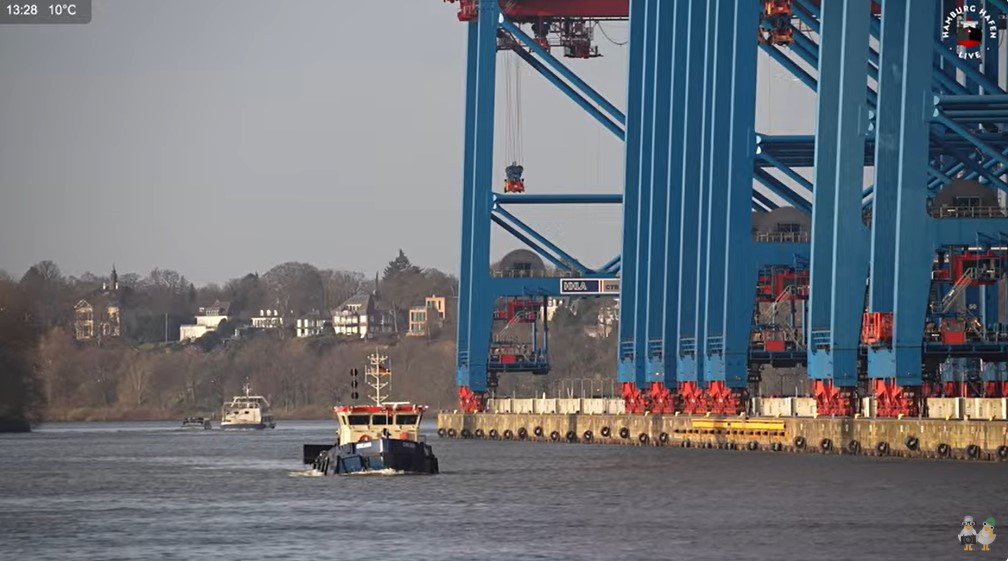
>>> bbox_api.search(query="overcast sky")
[0,1,815,286]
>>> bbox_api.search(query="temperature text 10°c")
[5,4,78,16]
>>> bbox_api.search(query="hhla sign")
[941,3,998,60]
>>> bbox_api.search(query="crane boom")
[444,0,628,22]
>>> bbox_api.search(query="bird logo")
[961,516,979,551]
[960,515,998,552]
[978,517,997,552]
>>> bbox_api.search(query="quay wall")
[436,411,1008,462]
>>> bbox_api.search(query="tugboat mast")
[365,351,391,406]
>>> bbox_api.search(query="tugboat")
[302,352,438,475]
[221,382,276,430]
[181,416,212,430]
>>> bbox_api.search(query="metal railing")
[490,269,573,278]
[930,205,1008,218]
[752,231,811,243]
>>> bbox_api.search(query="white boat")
[221,383,276,430]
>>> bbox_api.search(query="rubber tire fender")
[847,440,861,454]
[658,432,669,445]
[996,445,1008,460]
[936,442,951,457]
[638,433,649,445]
[747,441,759,451]
[460,428,471,439]
[437,428,446,438]
[619,427,630,439]
[489,429,499,440]
[582,430,593,442]
[875,441,889,455]
[967,444,981,458]
[903,435,919,451]
[503,429,514,440]
[549,430,560,442]
[793,436,806,449]
[600,426,611,438]
[819,438,832,451]
[534,426,544,438]
[517,427,528,440]
[474,428,484,439]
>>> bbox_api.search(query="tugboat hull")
[307,438,438,475]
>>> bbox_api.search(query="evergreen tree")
[383,249,421,282]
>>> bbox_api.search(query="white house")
[251,309,284,330]
[332,294,374,338]
[296,313,331,338]
[179,301,231,342]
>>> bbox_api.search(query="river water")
[0,420,1005,560]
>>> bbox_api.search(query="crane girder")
[445,0,629,22]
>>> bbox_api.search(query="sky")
[0,0,816,286]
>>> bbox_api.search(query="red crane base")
[707,381,744,415]
[873,380,919,418]
[941,382,1008,398]
[646,382,677,414]
[813,380,855,416]
[986,382,1008,397]
[678,381,707,414]
[458,386,486,413]
[621,382,647,414]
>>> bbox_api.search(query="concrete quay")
[436,411,1008,462]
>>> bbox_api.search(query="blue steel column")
[701,1,736,388]
[867,1,938,399]
[719,0,762,394]
[644,2,674,391]
[675,1,710,399]
[691,2,718,387]
[629,0,656,399]
[661,2,690,397]
[455,0,499,407]
[617,0,646,392]
[806,0,872,410]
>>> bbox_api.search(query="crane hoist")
[502,49,526,193]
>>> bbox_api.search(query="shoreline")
[40,407,337,423]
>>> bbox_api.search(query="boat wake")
[288,469,324,477]
[347,468,408,476]
[288,467,409,477]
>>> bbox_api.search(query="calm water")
[0,420,1005,560]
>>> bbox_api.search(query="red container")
[861,312,893,344]
[764,340,786,352]
[942,331,965,344]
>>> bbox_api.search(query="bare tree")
[321,270,366,309]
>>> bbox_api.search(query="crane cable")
[503,50,522,165]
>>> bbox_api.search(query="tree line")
[0,251,617,428]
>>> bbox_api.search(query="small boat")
[302,352,438,475]
[221,382,276,430]
[181,416,212,430]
